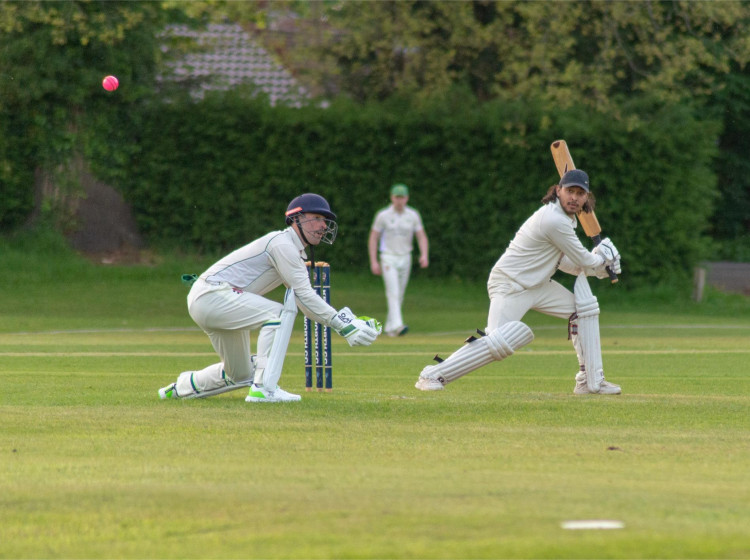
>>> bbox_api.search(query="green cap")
[390,183,409,196]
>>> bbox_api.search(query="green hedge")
[86,92,719,288]
[0,113,35,231]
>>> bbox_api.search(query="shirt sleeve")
[542,210,605,270]
[412,208,425,232]
[371,209,385,233]
[267,240,338,326]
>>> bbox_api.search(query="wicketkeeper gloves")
[331,307,383,347]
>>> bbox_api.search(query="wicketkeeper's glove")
[331,307,382,347]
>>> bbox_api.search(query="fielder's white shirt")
[197,227,337,325]
[371,205,424,256]
[491,200,605,289]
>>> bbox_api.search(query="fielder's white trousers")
[486,270,575,331]
[175,279,281,395]
[380,253,412,333]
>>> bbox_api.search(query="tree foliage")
[1,0,747,263]
[301,0,750,110]
[0,0,170,230]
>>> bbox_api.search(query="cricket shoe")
[414,367,445,391]
[573,372,621,395]
[388,325,409,337]
[158,383,178,400]
[245,384,302,403]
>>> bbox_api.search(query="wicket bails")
[304,262,332,392]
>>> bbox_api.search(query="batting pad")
[573,274,603,392]
[175,363,254,398]
[424,321,534,386]
[261,287,298,390]
[182,378,253,399]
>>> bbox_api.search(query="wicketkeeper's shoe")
[415,367,444,391]
[245,384,302,403]
[158,383,178,400]
[573,372,622,395]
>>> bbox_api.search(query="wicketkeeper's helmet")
[285,193,336,224]
[285,193,338,245]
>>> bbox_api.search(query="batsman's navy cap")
[559,169,590,192]
[390,183,409,196]
[285,193,336,224]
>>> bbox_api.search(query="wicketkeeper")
[159,193,382,403]
[415,169,623,394]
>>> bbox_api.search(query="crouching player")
[158,193,382,403]
[415,170,622,394]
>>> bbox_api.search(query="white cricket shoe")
[245,384,302,403]
[573,372,621,395]
[158,383,178,400]
[415,367,445,391]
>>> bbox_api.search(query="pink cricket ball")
[102,75,119,92]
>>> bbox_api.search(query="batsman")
[158,193,382,403]
[415,167,622,395]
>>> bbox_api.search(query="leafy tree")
[0,0,172,230]
[302,0,750,110]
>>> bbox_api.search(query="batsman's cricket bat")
[550,140,618,283]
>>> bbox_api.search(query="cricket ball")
[102,75,119,92]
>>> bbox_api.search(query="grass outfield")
[1,239,750,559]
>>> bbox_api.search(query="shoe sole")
[415,382,443,391]
[574,388,622,395]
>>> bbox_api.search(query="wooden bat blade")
[578,210,602,238]
[550,139,574,177]
[550,139,617,283]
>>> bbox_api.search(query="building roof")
[161,23,311,107]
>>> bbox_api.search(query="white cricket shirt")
[492,200,605,289]
[371,205,424,256]
[198,227,337,325]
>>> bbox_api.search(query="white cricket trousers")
[175,279,281,395]
[486,270,575,331]
[380,253,412,333]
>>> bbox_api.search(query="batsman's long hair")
[542,184,596,213]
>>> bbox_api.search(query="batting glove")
[592,237,622,277]
[593,237,620,266]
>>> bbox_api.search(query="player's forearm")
[367,231,380,264]
[417,231,429,260]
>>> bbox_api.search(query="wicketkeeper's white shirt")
[491,200,605,290]
[371,205,424,256]
[190,227,337,326]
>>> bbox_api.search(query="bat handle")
[606,266,619,284]
[592,235,619,284]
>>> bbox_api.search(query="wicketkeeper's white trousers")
[486,271,575,331]
[177,279,282,394]
[380,253,412,333]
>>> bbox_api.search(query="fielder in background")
[159,193,382,403]
[368,183,429,337]
[415,169,622,395]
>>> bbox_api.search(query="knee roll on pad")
[576,298,599,318]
